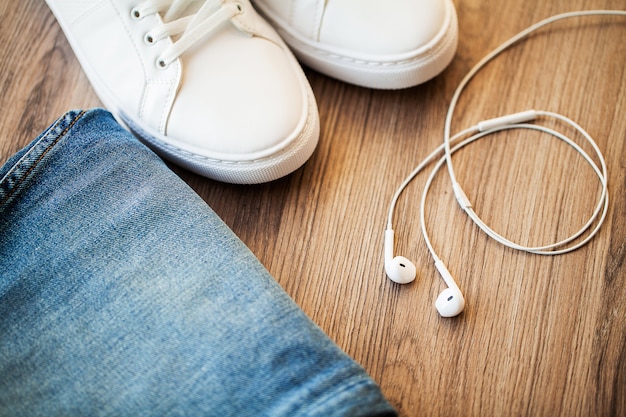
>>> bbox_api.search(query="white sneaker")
[251,0,458,89]
[46,0,320,184]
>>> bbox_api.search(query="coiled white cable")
[385,10,624,315]
[422,112,608,259]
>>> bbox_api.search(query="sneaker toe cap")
[166,32,308,161]
[319,0,448,56]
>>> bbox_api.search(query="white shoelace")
[131,0,244,68]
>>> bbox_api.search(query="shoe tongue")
[229,3,285,45]
[164,0,212,23]
[165,0,286,47]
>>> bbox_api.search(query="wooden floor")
[2,0,625,415]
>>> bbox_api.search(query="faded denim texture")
[0,109,396,417]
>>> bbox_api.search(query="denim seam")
[307,375,388,415]
[0,110,86,208]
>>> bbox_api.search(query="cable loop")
[386,10,624,277]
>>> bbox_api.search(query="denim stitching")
[0,110,86,208]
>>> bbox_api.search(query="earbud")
[384,229,416,284]
[434,260,465,317]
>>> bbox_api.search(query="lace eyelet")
[234,2,243,13]
[156,58,168,69]
[131,7,142,19]
[144,33,155,44]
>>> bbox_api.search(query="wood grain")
[1,0,624,416]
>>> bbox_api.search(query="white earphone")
[384,229,416,285]
[385,10,623,317]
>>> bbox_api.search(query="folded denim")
[0,109,396,417]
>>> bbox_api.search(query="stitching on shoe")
[142,78,179,134]
[312,0,325,41]
[282,25,457,68]
[149,92,316,166]
[131,64,320,169]
[115,1,181,136]
[66,0,107,26]
[109,0,168,127]
[265,0,458,69]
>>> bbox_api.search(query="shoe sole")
[46,0,320,184]
[253,0,458,89]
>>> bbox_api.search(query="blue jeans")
[0,109,395,416]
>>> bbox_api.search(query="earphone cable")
[387,10,622,264]
[443,10,626,185]
[418,116,608,262]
